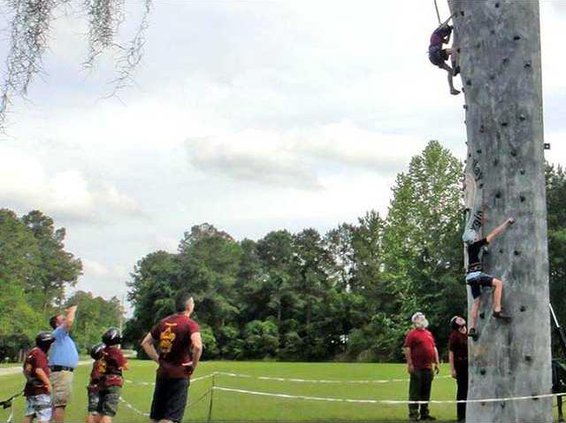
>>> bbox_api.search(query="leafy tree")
[64,291,123,352]
[22,210,83,312]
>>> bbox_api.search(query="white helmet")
[462,228,478,245]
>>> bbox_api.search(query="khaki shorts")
[50,370,74,407]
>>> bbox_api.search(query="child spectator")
[86,343,105,423]
[97,328,128,423]
[23,332,55,423]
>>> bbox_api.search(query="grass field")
[0,360,557,422]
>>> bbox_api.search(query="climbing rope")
[433,0,442,25]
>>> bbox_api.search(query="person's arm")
[433,347,440,374]
[140,332,159,363]
[35,368,51,393]
[189,332,203,370]
[404,347,414,374]
[448,350,456,378]
[486,217,514,243]
[64,305,78,331]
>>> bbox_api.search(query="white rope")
[214,385,564,405]
[119,397,150,417]
[124,372,213,386]
[214,371,450,384]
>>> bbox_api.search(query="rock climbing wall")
[448,0,552,421]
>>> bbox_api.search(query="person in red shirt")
[448,316,468,423]
[403,312,439,421]
[141,291,203,423]
[23,332,55,423]
[97,328,128,423]
[86,343,105,423]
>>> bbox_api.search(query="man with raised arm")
[463,217,515,340]
[141,292,202,423]
[48,305,79,423]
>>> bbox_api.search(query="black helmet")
[450,315,466,331]
[90,343,105,360]
[35,331,55,352]
[102,328,122,346]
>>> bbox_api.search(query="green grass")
[0,360,555,422]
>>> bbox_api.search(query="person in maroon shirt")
[86,343,105,423]
[97,328,129,423]
[141,291,203,423]
[448,316,468,423]
[403,312,439,421]
[23,332,55,423]
[428,22,460,95]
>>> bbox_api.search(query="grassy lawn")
[0,360,555,422]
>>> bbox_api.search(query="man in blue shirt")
[49,305,79,423]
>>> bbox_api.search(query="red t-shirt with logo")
[150,313,200,379]
[404,328,437,370]
[23,347,50,396]
[100,346,128,388]
[88,359,103,393]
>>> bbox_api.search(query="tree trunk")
[449,0,552,421]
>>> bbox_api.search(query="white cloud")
[82,259,110,277]
[0,148,140,221]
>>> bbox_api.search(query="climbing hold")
[525,355,532,362]
[519,114,526,121]
[476,42,481,49]
[501,122,508,127]
[480,369,486,375]
[511,150,517,157]
[520,305,527,312]
[514,250,520,256]
[463,104,468,110]
[490,74,496,80]
[476,149,482,154]
[544,143,551,150]
[520,169,526,175]
[503,58,509,65]
[499,249,504,254]
[466,79,472,86]
[479,312,485,319]
[479,125,485,133]
[500,402,506,408]
[457,47,461,53]
[495,2,500,8]
[479,183,484,188]
[520,195,526,202]
[468,153,472,158]
[513,35,521,41]
[493,158,499,166]
[495,191,502,199]
[460,11,464,16]
[491,30,496,35]
[524,61,532,68]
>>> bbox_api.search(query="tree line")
[0,210,123,360]
[127,140,566,362]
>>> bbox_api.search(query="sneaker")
[450,89,461,95]
[453,65,461,76]
[493,310,512,321]
[468,328,478,341]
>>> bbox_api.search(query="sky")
[0,0,565,308]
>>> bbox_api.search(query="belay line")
[213,386,566,405]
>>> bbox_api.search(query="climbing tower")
[449,0,552,421]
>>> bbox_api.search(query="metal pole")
[206,374,216,423]
[434,0,442,25]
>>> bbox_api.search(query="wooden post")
[449,0,552,421]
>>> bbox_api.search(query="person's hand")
[45,383,52,393]
[451,368,457,379]
[434,363,440,375]
[182,361,195,375]
[407,363,414,374]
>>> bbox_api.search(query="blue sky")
[0,0,564,306]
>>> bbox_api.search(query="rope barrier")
[214,371,451,384]
[124,372,213,386]
[213,385,565,405]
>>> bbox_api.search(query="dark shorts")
[428,45,448,67]
[466,271,494,299]
[97,386,121,417]
[87,389,100,414]
[150,376,190,423]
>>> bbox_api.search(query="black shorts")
[466,271,494,299]
[150,376,190,423]
[428,45,448,67]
